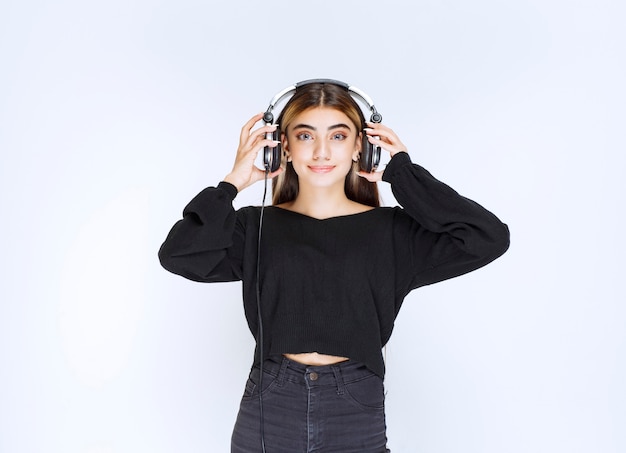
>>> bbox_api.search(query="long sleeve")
[158,181,245,282]
[382,152,510,294]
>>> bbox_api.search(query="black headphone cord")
[256,166,269,453]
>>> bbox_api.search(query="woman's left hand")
[357,122,408,182]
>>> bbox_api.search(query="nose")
[312,140,330,160]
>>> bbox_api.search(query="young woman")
[158,81,510,452]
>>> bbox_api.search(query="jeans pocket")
[341,374,385,411]
[241,366,280,401]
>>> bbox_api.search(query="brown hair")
[271,83,380,207]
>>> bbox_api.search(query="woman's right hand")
[223,113,284,192]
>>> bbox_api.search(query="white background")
[1,0,624,452]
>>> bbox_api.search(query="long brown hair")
[271,83,380,207]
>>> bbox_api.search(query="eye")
[331,132,347,141]
[296,132,313,141]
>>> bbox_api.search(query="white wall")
[1,0,624,452]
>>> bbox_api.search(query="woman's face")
[283,107,361,189]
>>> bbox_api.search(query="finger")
[240,113,265,143]
[268,166,285,179]
[240,128,279,159]
[367,135,398,149]
[246,134,280,157]
[364,126,397,143]
[249,163,285,185]
[244,167,266,186]
[365,123,403,143]
[364,128,406,153]
[248,123,279,146]
[356,170,383,182]
[253,123,279,138]
[365,121,396,132]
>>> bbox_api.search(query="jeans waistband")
[257,355,378,389]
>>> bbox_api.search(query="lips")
[308,165,336,173]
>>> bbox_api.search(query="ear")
[353,131,362,162]
[282,132,292,161]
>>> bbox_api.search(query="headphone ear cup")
[359,133,381,173]
[263,127,282,172]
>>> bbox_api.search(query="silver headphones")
[262,79,383,173]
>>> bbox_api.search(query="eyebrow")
[291,123,353,132]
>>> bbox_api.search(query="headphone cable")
[256,166,269,453]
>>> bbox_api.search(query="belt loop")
[331,364,345,395]
[277,356,289,387]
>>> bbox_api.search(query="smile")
[308,166,336,173]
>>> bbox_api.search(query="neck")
[288,183,352,219]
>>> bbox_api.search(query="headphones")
[262,79,383,173]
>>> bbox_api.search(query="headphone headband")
[263,78,382,124]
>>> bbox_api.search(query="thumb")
[356,170,383,182]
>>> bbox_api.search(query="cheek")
[288,143,311,159]
[333,141,358,158]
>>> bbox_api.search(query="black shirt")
[159,152,510,377]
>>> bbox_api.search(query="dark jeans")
[231,356,390,453]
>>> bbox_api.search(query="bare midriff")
[283,352,349,366]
